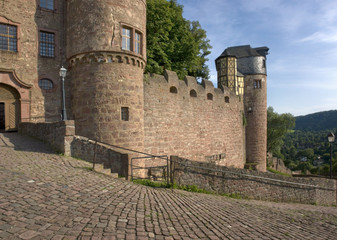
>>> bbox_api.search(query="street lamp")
[59,66,67,121]
[328,132,335,179]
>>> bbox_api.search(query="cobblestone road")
[0,132,337,240]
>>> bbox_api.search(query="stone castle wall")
[144,70,246,168]
[171,156,337,205]
[67,0,147,154]
[0,0,66,122]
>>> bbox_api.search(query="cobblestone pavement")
[1,132,337,240]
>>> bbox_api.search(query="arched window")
[38,79,54,90]
[225,96,230,103]
[207,93,213,100]
[170,86,177,94]
[190,89,197,97]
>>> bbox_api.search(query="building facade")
[0,0,268,171]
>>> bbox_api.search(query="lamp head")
[59,66,67,78]
[328,132,335,143]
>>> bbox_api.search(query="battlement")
[146,70,239,106]
[144,69,246,168]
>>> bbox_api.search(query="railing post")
[131,157,133,181]
[93,141,97,170]
[166,156,169,185]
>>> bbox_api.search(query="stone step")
[94,163,111,175]
[93,163,125,179]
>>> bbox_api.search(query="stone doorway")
[0,84,20,131]
[0,71,31,128]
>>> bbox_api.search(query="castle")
[0,0,268,172]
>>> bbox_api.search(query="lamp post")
[328,132,335,179]
[59,66,67,121]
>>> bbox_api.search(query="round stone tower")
[66,0,146,151]
[216,45,269,172]
[238,46,269,172]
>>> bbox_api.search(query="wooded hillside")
[295,110,337,131]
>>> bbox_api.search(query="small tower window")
[190,89,197,97]
[170,86,177,94]
[225,96,230,103]
[121,107,129,121]
[207,93,213,100]
[254,80,262,89]
[122,28,131,51]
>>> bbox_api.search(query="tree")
[146,0,212,79]
[267,107,295,155]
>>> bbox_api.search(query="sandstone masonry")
[2,0,268,172]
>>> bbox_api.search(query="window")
[0,23,17,52]
[190,90,197,98]
[121,26,143,55]
[169,86,177,94]
[207,93,213,100]
[225,96,230,103]
[121,107,129,121]
[135,32,141,54]
[254,80,262,89]
[122,28,131,51]
[38,79,54,90]
[40,0,54,10]
[40,31,55,57]
[262,59,266,68]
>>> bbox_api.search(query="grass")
[267,167,292,177]
[132,179,246,200]
[74,166,93,171]
[132,179,171,188]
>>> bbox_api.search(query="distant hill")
[295,110,337,131]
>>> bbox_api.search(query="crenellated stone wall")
[144,70,246,168]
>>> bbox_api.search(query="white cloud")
[299,30,337,43]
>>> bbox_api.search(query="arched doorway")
[0,83,20,131]
[0,70,31,131]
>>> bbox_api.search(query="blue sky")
[177,0,337,116]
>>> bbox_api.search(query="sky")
[177,0,337,116]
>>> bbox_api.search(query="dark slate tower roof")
[217,45,269,59]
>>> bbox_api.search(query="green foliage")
[281,129,337,175]
[295,110,337,131]
[267,107,296,155]
[146,0,212,79]
[242,111,247,127]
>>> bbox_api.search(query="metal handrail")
[81,136,168,160]
[131,155,169,184]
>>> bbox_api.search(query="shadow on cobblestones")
[0,132,52,153]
